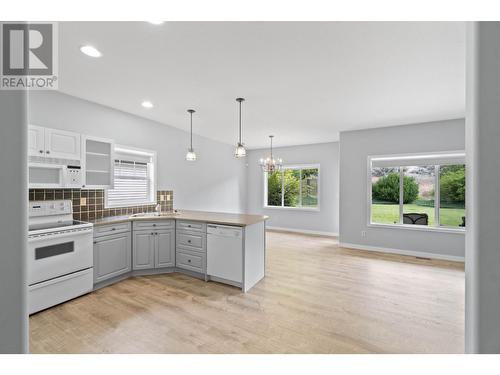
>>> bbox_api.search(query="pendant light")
[259,135,283,172]
[234,97,247,158]
[186,109,197,161]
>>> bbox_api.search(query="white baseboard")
[266,226,338,237]
[339,242,465,262]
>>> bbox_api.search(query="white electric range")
[28,200,94,314]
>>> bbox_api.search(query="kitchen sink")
[130,212,177,218]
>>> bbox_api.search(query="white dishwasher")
[207,224,243,283]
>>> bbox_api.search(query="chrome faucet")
[155,203,161,216]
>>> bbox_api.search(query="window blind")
[106,159,152,207]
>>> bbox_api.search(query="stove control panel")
[29,200,72,217]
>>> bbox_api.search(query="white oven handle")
[29,227,93,242]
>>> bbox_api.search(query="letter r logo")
[2,23,53,75]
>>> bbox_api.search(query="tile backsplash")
[29,189,173,222]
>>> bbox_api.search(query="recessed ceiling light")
[148,21,164,25]
[80,45,102,58]
[141,100,154,108]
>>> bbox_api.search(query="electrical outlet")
[80,197,87,206]
[361,231,366,237]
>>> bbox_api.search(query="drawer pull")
[151,232,154,235]
[187,240,191,243]
[111,228,116,231]
[188,259,191,263]
[153,224,156,226]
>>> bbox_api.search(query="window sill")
[263,205,320,212]
[367,222,465,234]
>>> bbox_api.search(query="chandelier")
[259,135,283,173]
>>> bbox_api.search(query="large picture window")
[369,153,466,230]
[106,146,156,208]
[265,165,319,209]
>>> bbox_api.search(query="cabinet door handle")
[93,241,97,244]
[188,259,191,263]
[111,228,116,231]
[153,224,156,227]
[39,150,43,154]
[155,232,158,235]
[46,150,50,154]
[151,232,154,235]
[187,240,191,243]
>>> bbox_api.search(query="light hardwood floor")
[29,231,465,353]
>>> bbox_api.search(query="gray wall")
[465,22,500,353]
[246,142,339,235]
[0,90,28,353]
[29,91,247,214]
[339,119,466,260]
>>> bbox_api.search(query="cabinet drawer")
[176,220,206,232]
[176,250,204,273]
[94,222,131,238]
[176,231,204,249]
[133,220,174,231]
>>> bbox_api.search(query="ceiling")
[58,22,466,149]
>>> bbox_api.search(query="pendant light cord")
[239,100,242,144]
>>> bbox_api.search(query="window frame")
[367,151,466,234]
[105,145,157,208]
[263,163,321,211]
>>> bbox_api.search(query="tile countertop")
[89,210,269,228]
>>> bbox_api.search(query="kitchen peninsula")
[91,210,268,293]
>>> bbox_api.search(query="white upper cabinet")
[28,125,45,157]
[82,135,115,189]
[44,128,81,160]
[29,125,81,161]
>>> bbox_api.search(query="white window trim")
[367,151,466,233]
[105,144,157,208]
[263,163,321,211]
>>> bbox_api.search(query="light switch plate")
[80,197,87,206]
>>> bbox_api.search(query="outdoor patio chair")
[403,213,429,226]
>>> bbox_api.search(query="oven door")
[28,163,66,188]
[28,227,93,285]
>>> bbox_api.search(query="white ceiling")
[58,22,465,149]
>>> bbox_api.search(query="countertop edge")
[90,211,269,228]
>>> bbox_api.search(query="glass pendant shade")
[186,109,197,162]
[234,142,247,158]
[259,135,283,172]
[186,148,197,161]
[234,98,247,158]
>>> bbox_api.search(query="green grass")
[371,203,465,227]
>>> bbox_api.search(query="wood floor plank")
[29,231,464,353]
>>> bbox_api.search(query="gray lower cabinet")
[133,230,155,269]
[93,231,132,283]
[176,220,207,274]
[156,229,175,268]
[133,220,175,270]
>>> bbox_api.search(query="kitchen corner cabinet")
[81,135,114,188]
[93,231,132,284]
[133,220,175,270]
[28,125,81,160]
